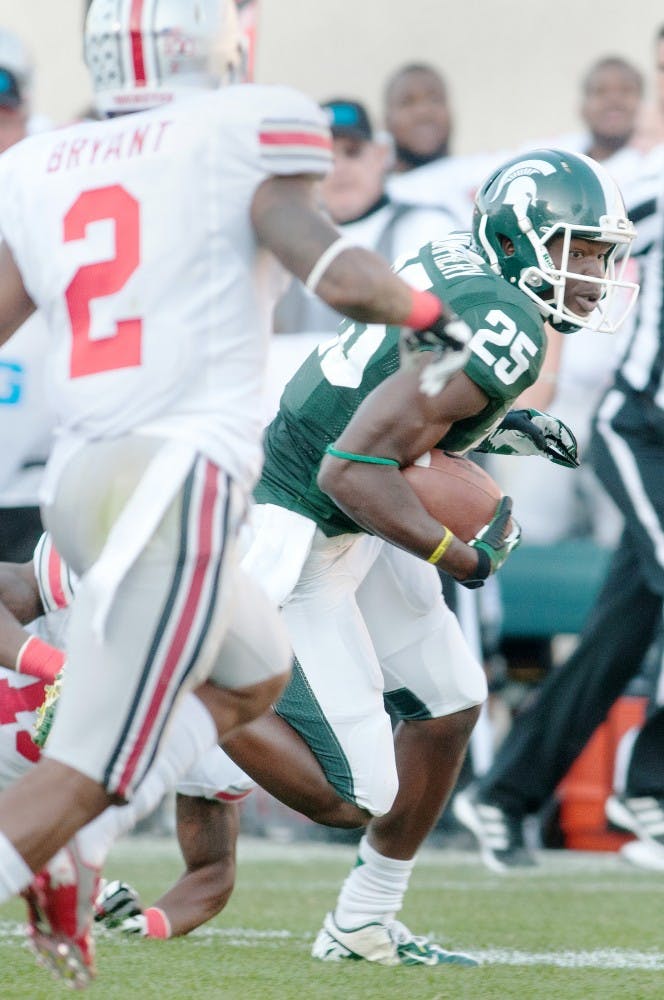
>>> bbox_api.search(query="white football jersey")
[0,85,332,499]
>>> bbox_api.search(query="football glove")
[32,665,65,749]
[476,408,579,469]
[94,879,143,929]
[400,309,473,398]
[462,495,521,589]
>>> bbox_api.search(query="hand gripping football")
[402,450,502,543]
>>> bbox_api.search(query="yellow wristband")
[427,527,454,564]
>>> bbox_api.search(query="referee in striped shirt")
[454,146,664,873]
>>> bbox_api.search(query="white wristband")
[304,237,355,293]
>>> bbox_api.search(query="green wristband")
[325,446,399,467]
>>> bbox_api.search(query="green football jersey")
[255,234,546,536]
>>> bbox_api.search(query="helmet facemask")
[516,219,638,335]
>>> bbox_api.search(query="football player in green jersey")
[245,149,638,967]
[98,149,639,964]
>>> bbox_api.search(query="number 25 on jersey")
[472,309,537,386]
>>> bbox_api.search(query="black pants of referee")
[476,384,664,817]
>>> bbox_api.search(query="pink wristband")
[403,288,443,330]
[144,907,172,939]
[15,636,66,684]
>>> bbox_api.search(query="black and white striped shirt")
[614,145,664,407]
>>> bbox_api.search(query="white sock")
[0,832,33,901]
[74,692,217,870]
[333,835,415,928]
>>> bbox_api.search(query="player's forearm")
[0,563,64,682]
[0,590,64,684]
[318,459,479,580]
[251,173,436,327]
[161,794,240,936]
[312,246,418,325]
[150,864,235,936]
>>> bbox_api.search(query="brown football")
[402,450,502,543]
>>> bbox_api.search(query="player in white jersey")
[0,0,472,987]
[0,531,361,941]
[0,531,267,947]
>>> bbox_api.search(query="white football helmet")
[84,0,246,116]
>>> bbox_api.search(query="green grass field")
[1,835,662,1000]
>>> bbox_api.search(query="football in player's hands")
[402,450,503,542]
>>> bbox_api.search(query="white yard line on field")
[2,921,663,969]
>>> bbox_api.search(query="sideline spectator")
[544,55,644,165]
[383,63,452,174]
[631,25,664,152]
[387,55,649,234]
[384,61,507,230]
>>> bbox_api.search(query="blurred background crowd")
[2,0,664,868]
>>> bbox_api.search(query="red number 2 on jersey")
[64,184,142,379]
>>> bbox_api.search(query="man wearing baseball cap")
[322,98,373,141]
[274,97,458,335]
[318,98,388,225]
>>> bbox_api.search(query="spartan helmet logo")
[494,159,557,228]
[494,160,558,271]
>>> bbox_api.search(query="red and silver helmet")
[84,0,246,116]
